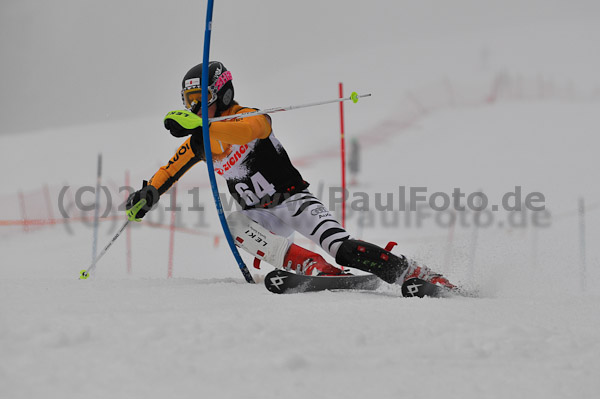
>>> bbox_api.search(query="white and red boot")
[282,244,343,276]
[403,260,456,290]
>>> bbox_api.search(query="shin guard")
[227,212,290,268]
[335,239,409,283]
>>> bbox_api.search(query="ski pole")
[79,219,130,279]
[91,153,102,262]
[208,92,371,122]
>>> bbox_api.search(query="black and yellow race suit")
[148,103,309,209]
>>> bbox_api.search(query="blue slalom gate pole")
[201,0,254,283]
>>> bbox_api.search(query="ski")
[401,277,478,298]
[264,269,478,298]
[264,269,381,294]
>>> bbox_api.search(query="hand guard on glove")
[125,181,160,222]
[164,110,206,138]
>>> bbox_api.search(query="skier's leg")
[334,239,410,283]
[269,191,350,258]
[227,210,342,275]
[267,191,454,286]
[335,239,456,288]
[227,211,290,268]
[240,192,455,284]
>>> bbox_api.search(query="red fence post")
[18,191,29,233]
[43,184,56,225]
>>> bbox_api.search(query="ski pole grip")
[127,198,148,222]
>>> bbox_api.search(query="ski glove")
[164,110,205,138]
[125,181,159,222]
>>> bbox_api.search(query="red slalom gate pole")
[43,184,56,225]
[167,184,178,278]
[338,82,347,228]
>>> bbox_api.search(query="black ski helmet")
[181,61,234,114]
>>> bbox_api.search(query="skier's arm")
[163,107,271,145]
[148,135,205,195]
[148,107,270,194]
[209,113,271,145]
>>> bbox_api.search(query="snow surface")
[2,1,600,398]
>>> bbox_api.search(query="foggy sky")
[1,0,599,135]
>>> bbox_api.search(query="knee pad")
[227,212,290,267]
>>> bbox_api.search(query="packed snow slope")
[1,1,600,399]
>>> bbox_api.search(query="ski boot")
[403,259,456,290]
[335,239,458,295]
[283,244,343,276]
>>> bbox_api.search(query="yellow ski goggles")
[181,86,216,110]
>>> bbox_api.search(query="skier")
[125,61,455,289]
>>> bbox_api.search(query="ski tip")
[79,270,89,280]
[401,277,477,298]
